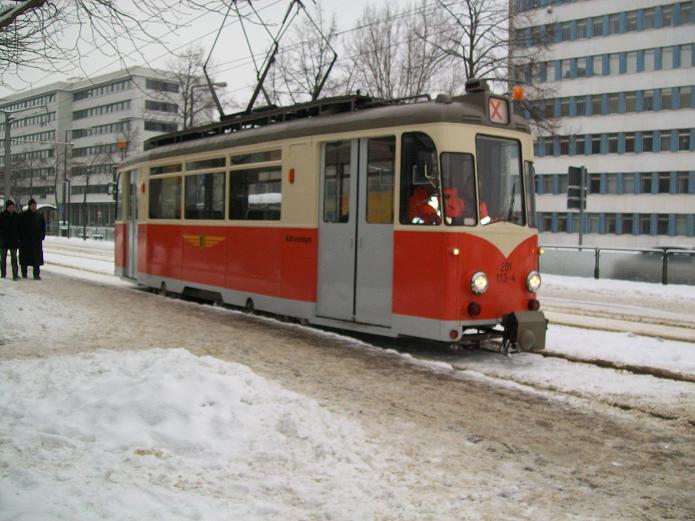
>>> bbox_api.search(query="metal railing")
[539,245,695,285]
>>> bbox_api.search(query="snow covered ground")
[1,236,694,520]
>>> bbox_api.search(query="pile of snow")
[0,349,401,521]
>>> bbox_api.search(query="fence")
[540,245,695,285]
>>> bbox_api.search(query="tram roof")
[124,93,530,168]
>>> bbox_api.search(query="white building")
[0,66,184,232]
[512,0,695,248]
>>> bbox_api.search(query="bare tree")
[344,1,448,100]
[273,5,341,105]
[0,0,249,89]
[164,45,229,129]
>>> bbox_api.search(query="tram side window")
[441,153,476,226]
[323,141,351,223]
[367,137,395,224]
[229,167,282,221]
[400,132,441,225]
[149,177,182,219]
[184,173,225,220]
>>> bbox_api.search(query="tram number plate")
[496,261,515,284]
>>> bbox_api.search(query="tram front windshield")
[475,136,525,226]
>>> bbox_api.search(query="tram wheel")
[245,298,255,314]
[159,282,168,296]
[448,342,461,353]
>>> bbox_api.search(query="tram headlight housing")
[470,272,488,295]
[526,271,542,292]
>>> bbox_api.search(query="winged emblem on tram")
[183,234,225,250]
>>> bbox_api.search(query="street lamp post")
[189,82,226,128]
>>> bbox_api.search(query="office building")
[512,0,695,248]
[0,66,184,232]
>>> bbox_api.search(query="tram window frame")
[323,141,352,224]
[150,163,182,175]
[400,132,441,226]
[440,152,476,226]
[184,172,225,220]
[149,176,182,219]
[231,150,282,165]
[475,134,525,227]
[366,136,396,224]
[185,157,226,171]
[229,166,282,221]
[524,161,537,228]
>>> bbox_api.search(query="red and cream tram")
[114,80,547,351]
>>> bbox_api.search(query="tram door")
[317,137,395,326]
[124,170,138,279]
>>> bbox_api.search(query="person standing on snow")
[18,198,46,280]
[0,199,20,280]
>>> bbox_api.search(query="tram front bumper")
[502,311,548,351]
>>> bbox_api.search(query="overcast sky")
[0,0,412,99]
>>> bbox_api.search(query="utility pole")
[2,111,12,203]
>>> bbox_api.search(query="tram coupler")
[501,311,548,353]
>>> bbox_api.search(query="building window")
[592,17,604,36]
[560,98,570,117]
[560,136,569,155]
[145,100,178,113]
[541,175,553,193]
[661,88,673,110]
[576,97,586,116]
[658,173,671,193]
[644,8,656,29]
[625,133,635,152]
[608,53,620,74]
[643,133,654,152]
[562,59,572,78]
[682,2,693,24]
[623,174,635,194]
[609,13,620,34]
[145,79,179,93]
[592,56,602,76]
[639,214,651,234]
[626,51,638,73]
[144,121,178,133]
[660,130,672,151]
[643,89,654,111]
[591,135,601,154]
[644,49,656,72]
[560,22,572,40]
[662,47,674,70]
[626,11,638,31]
[625,92,637,112]
[675,215,688,235]
[605,214,617,233]
[576,19,588,38]
[607,133,618,153]
[641,174,653,193]
[544,138,554,156]
[589,174,601,193]
[622,214,634,234]
[541,214,553,232]
[680,86,692,108]
[662,5,674,26]
[676,172,689,193]
[608,93,619,113]
[678,129,691,150]
[575,135,585,154]
[683,44,693,67]
[592,95,602,115]
[576,57,588,77]
[606,174,618,193]
[657,214,669,234]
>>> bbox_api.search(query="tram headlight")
[526,271,542,292]
[470,272,488,295]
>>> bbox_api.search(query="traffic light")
[567,166,587,210]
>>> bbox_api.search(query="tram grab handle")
[502,311,548,351]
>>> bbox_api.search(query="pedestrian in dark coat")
[18,198,46,280]
[0,199,20,280]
